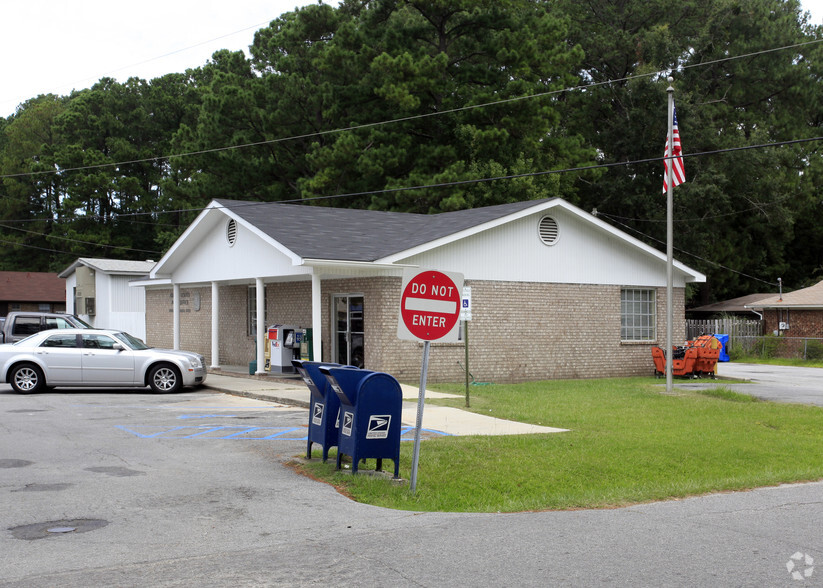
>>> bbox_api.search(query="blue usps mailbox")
[292,360,354,462]
[319,366,403,478]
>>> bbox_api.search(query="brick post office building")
[133,198,705,383]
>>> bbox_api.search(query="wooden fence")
[685,318,763,341]
[686,318,823,359]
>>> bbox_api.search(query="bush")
[759,334,784,359]
[805,339,823,360]
[726,340,746,361]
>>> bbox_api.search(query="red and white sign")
[397,268,464,342]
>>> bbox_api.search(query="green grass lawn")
[295,377,823,513]
[731,356,823,368]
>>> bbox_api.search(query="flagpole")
[666,79,675,394]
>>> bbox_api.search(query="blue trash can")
[293,360,355,462]
[715,334,730,362]
[319,366,403,478]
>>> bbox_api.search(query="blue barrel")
[715,334,730,362]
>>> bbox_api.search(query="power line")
[0,16,283,114]
[3,37,822,181]
[3,134,821,226]
[0,223,161,255]
[599,195,796,224]
[599,213,778,288]
[3,134,818,262]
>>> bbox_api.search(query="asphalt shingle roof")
[747,279,823,308]
[688,293,773,313]
[215,198,554,261]
[0,271,65,302]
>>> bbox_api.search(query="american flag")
[663,104,685,192]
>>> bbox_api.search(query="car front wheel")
[10,364,45,394]
[148,364,182,394]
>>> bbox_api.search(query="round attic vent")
[538,216,559,245]
[226,219,237,246]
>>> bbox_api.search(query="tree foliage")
[0,0,821,303]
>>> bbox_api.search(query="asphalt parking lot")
[3,364,823,586]
[674,362,823,405]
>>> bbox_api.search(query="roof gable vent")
[226,219,237,246]
[538,216,559,245]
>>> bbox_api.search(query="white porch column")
[311,272,322,362]
[255,277,265,375]
[172,283,180,350]
[210,281,220,369]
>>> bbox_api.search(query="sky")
[2,0,822,118]
[1,0,339,117]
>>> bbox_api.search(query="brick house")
[0,271,66,316]
[746,279,823,338]
[133,198,705,383]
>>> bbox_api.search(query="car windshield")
[113,332,151,350]
[73,316,93,328]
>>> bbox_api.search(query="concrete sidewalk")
[203,372,567,436]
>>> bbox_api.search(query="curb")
[203,385,310,409]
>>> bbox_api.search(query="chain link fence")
[730,336,823,361]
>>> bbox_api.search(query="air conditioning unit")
[85,297,96,316]
[779,321,789,330]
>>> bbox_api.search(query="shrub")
[805,339,823,360]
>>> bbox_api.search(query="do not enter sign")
[397,268,464,342]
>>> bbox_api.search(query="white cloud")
[1,0,336,116]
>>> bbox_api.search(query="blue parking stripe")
[115,425,191,439]
[117,423,450,440]
[258,427,306,440]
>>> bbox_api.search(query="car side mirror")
[112,343,124,351]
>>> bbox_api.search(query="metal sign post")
[409,340,430,494]
[397,267,463,494]
[461,286,472,408]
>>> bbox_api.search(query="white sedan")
[0,328,207,394]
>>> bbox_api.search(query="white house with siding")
[60,258,156,341]
[132,198,705,383]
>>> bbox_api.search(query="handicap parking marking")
[116,423,450,441]
[116,424,309,440]
[400,426,451,440]
[177,414,239,419]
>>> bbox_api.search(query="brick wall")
[146,278,685,383]
[763,309,823,338]
[146,282,313,366]
[145,289,173,348]
[321,277,683,383]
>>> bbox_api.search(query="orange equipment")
[652,334,721,378]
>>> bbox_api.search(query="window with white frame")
[247,285,268,336]
[621,288,656,341]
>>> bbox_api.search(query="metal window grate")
[226,219,237,246]
[538,216,559,245]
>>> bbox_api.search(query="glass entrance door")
[334,295,364,368]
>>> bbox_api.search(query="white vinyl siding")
[111,275,145,312]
